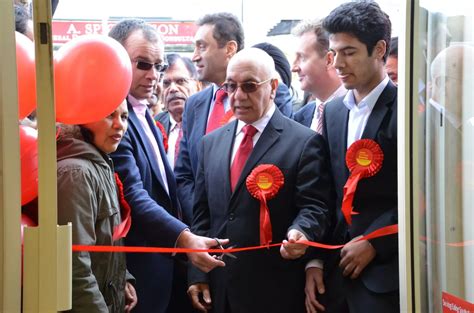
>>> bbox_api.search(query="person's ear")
[325,51,334,68]
[226,40,238,59]
[269,78,278,100]
[375,40,387,60]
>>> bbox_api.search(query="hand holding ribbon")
[280,229,309,260]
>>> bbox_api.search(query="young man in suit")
[292,19,346,133]
[108,19,227,313]
[187,48,333,313]
[305,2,399,313]
[175,13,294,226]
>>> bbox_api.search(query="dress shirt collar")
[343,75,389,112]
[169,114,178,130]
[128,94,149,116]
[235,103,276,136]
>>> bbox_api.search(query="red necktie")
[174,122,183,164]
[316,102,325,135]
[230,125,258,191]
[206,89,227,134]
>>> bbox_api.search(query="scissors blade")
[222,245,237,259]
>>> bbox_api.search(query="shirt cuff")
[305,259,324,271]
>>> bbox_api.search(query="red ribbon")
[73,224,399,253]
[246,164,284,245]
[112,173,132,241]
[342,139,384,225]
[155,121,168,152]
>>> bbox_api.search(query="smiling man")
[187,48,333,313]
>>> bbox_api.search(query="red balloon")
[54,35,132,124]
[19,125,38,205]
[15,32,37,119]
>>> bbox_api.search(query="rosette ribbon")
[113,173,132,241]
[246,164,284,245]
[342,139,384,225]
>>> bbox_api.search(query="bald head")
[226,48,279,124]
[227,48,278,80]
[430,45,474,116]
[431,45,473,82]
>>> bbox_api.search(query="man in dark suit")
[291,19,345,132]
[305,3,399,313]
[155,54,199,169]
[187,48,333,313]
[175,13,293,226]
[108,19,227,313]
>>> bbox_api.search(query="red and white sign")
[442,292,474,313]
[52,20,197,45]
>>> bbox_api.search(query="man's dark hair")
[109,18,160,47]
[166,53,197,79]
[323,1,392,62]
[196,12,244,51]
[15,4,30,35]
[389,37,398,58]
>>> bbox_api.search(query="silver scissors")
[213,238,237,260]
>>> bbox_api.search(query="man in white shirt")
[305,3,399,313]
[292,19,346,133]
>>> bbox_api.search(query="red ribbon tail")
[259,191,272,246]
[341,172,362,225]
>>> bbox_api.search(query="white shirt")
[344,76,390,148]
[129,95,169,194]
[230,104,276,163]
[310,84,348,131]
[166,115,180,169]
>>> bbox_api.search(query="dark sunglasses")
[134,60,168,72]
[222,78,273,94]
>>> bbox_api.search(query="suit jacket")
[175,83,293,225]
[110,99,187,313]
[155,111,171,134]
[293,100,316,128]
[323,81,398,294]
[189,109,333,313]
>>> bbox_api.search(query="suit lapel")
[331,101,350,177]
[145,111,177,200]
[303,102,316,127]
[194,87,214,136]
[215,121,238,201]
[361,82,397,140]
[230,110,283,200]
[127,104,170,200]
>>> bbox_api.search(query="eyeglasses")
[222,78,273,94]
[134,60,168,72]
[162,77,191,88]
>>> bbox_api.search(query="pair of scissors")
[213,238,237,260]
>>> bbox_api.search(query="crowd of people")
[15,0,403,312]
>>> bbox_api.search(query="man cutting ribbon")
[188,48,333,313]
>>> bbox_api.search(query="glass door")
[414,1,474,311]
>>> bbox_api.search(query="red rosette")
[155,121,168,152]
[246,164,284,245]
[113,173,132,241]
[342,139,384,225]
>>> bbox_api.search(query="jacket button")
[228,213,235,221]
